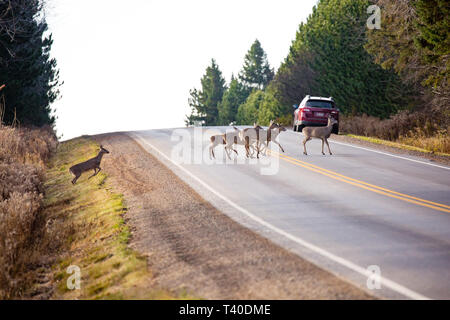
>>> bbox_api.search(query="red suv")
[293,95,339,134]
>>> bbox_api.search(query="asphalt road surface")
[128,126,450,300]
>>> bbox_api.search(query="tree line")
[0,0,60,127]
[186,39,274,126]
[186,0,449,128]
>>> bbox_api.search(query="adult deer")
[302,116,338,155]
[69,145,110,184]
[209,125,260,159]
[240,121,286,158]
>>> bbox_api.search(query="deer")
[209,125,260,159]
[302,115,338,155]
[259,121,287,155]
[240,121,286,158]
[69,145,110,184]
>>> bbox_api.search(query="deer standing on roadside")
[69,145,110,184]
[302,116,337,155]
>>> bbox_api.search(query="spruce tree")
[186,59,226,126]
[217,75,247,125]
[238,40,274,91]
[0,0,60,126]
[236,90,265,125]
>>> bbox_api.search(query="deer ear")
[233,126,239,131]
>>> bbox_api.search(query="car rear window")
[305,100,335,109]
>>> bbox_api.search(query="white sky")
[46,0,317,140]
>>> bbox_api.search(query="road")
[128,127,450,300]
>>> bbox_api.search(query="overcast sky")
[46,0,318,140]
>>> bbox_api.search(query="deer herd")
[209,115,337,160]
[70,117,338,184]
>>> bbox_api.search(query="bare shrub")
[0,192,42,299]
[0,126,57,166]
[0,163,43,201]
[340,110,449,153]
[0,125,58,299]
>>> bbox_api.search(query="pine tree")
[239,40,274,91]
[268,0,410,119]
[0,0,60,126]
[217,75,247,125]
[365,0,449,112]
[413,0,449,94]
[186,59,226,126]
[236,90,265,125]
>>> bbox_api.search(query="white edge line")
[287,130,450,170]
[128,131,430,300]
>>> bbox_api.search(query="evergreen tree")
[365,0,449,112]
[0,0,60,126]
[413,0,449,97]
[236,90,264,125]
[217,75,247,125]
[239,39,274,91]
[268,0,410,120]
[186,59,226,126]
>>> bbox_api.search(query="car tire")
[298,125,305,133]
[332,124,339,135]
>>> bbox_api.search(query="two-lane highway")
[129,127,450,299]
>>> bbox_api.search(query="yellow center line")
[278,152,450,210]
[267,150,450,213]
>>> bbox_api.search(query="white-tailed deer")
[240,121,286,158]
[209,125,260,159]
[302,116,338,155]
[261,121,287,155]
[69,145,110,184]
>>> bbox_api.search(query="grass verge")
[343,133,450,157]
[44,137,186,299]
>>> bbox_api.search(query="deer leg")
[325,139,332,155]
[303,137,311,155]
[248,144,254,157]
[244,137,250,158]
[224,146,232,160]
[321,139,325,155]
[258,142,267,156]
[88,168,98,179]
[273,141,284,153]
[72,175,80,185]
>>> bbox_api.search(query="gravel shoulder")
[93,132,374,299]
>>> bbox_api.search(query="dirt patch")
[93,132,374,299]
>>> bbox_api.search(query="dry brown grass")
[340,111,450,154]
[0,125,59,299]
